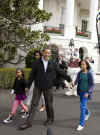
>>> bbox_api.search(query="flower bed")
[44,26,63,34]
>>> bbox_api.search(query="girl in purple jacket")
[3,68,29,123]
[73,60,94,131]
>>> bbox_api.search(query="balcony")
[76,27,91,39]
[44,25,64,36]
[44,25,91,39]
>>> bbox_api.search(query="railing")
[44,26,91,39]
[44,25,64,35]
[76,28,91,39]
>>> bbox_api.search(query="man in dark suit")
[19,48,72,130]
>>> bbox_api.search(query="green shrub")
[0,68,31,89]
[25,49,36,68]
[25,48,42,68]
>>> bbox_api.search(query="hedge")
[0,68,31,89]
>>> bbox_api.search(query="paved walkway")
[0,84,100,135]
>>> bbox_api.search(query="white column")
[89,0,98,42]
[31,0,44,31]
[38,0,43,10]
[64,0,75,39]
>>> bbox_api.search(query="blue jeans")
[80,92,89,126]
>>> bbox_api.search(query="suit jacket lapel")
[40,59,45,72]
[46,60,51,73]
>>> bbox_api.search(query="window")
[81,20,88,32]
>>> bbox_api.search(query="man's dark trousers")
[27,87,54,123]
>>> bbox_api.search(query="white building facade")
[39,0,100,73]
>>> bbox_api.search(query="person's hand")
[70,81,74,89]
[10,89,14,94]
[84,93,88,98]
[78,58,81,62]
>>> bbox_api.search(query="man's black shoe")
[18,121,32,130]
[44,120,54,126]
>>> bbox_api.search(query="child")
[3,68,29,123]
[73,60,94,131]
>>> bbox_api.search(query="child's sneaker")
[85,112,91,121]
[3,115,13,123]
[22,112,29,119]
[77,125,84,131]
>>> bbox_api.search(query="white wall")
[44,0,66,27]
[77,5,81,31]
[74,0,82,31]
[74,0,78,28]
